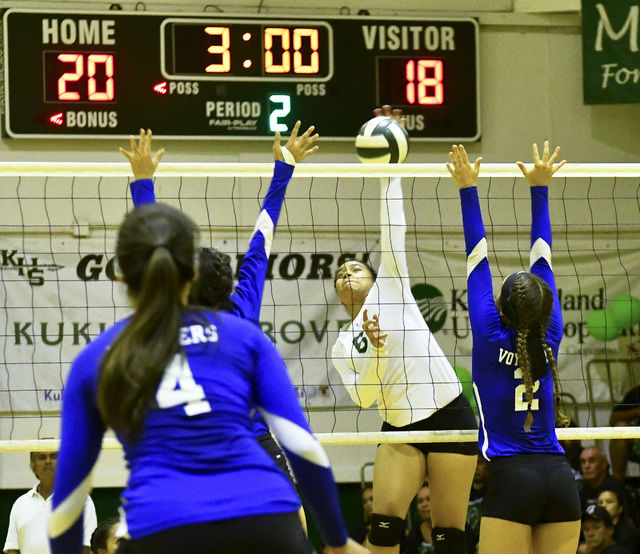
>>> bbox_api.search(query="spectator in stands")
[559,417,583,480]
[4,450,97,554]
[404,483,476,554]
[404,483,433,554]
[609,386,640,482]
[597,489,640,553]
[350,484,374,545]
[580,446,629,511]
[578,505,630,554]
[90,518,122,554]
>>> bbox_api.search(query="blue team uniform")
[460,185,564,461]
[49,311,347,553]
[130,160,295,436]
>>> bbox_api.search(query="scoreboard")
[3,9,480,140]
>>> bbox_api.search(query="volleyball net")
[1,162,639,452]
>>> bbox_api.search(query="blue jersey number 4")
[156,354,212,416]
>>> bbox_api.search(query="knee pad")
[368,513,405,547]
[432,527,467,554]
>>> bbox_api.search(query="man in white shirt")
[4,450,97,554]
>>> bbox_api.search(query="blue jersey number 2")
[514,368,540,412]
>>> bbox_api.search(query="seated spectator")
[405,483,475,554]
[598,489,640,553]
[3,449,97,554]
[610,386,640,482]
[579,505,630,554]
[349,483,373,545]
[559,417,583,480]
[404,483,434,554]
[580,446,630,513]
[90,518,122,554]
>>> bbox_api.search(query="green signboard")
[582,0,640,104]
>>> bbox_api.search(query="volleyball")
[355,116,410,163]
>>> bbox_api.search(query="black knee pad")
[432,527,467,554]
[368,513,405,547]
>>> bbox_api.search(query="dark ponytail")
[503,272,567,431]
[98,203,197,442]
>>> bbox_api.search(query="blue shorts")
[483,453,581,525]
[116,512,313,554]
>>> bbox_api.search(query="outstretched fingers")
[373,105,402,123]
[289,120,301,142]
[297,124,317,148]
[516,161,527,179]
[551,159,567,175]
[473,156,482,174]
[541,140,550,163]
[152,148,166,166]
[446,162,455,178]
[451,144,471,167]
[532,142,541,164]
[119,146,133,162]
[287,122,320,161]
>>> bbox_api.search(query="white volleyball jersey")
[332,177,461,427]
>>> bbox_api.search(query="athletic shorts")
[483,453,581,525]
[380,393,478,456]
[115,512,314,554]
[257,431,298,492]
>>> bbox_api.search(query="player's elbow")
[347,385,377,408]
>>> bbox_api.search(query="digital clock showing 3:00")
[3,9,479,140]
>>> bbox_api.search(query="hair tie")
[150,243,170,255]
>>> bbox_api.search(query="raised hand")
[446,144,482,189]
[373,104,405,127]
[119,129,165,181]
[362,309,388,349]
[516,141,566,187]
[273,120,319,163]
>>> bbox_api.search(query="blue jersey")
[130,160,295,436]
[49,311,347,553]
[460,185,563,460]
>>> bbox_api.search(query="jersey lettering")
[179,324,219,346]
[498,348,518,366]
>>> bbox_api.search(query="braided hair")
[189,247,236,312]
[501,272,567,431]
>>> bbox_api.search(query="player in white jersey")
[331,108,477,554]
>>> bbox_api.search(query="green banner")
[582,0,640,104]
